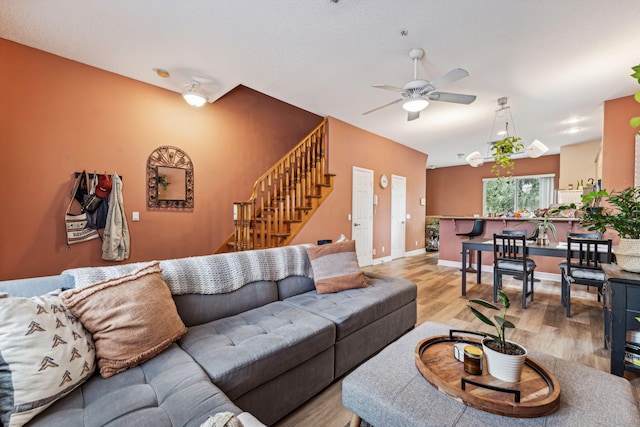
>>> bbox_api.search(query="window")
[483,174,555,215]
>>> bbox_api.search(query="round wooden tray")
[415,332,561,418]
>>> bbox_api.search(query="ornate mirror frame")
[147,146,194,209]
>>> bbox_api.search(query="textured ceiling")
[2,0,640,168]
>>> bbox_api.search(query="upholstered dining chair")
[561,236,612,317]
[493,233,536,309]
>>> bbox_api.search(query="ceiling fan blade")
[430,68,469,90]
[428,92,476,105]
[372,84,406,93]
[407,111,420,121]
[362,98,403,115]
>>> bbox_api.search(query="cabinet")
[425,217,439,251]
[602,264,640,376]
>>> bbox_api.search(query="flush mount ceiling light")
[466,97,549,168]
[182,81,209,107]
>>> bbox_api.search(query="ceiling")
[2,1,640,168]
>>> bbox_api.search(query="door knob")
[354,223,361,227]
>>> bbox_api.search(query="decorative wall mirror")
[147,146,194,209]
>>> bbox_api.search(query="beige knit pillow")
[61,261,187,378]
[306,240,367,294]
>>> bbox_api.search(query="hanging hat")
[95,174,113,198]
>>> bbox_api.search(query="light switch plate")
[132,211,140,221]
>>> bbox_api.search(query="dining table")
[460,238,608,296]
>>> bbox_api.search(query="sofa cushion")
[284,272,417,340]
[0,290,96,427]
[60,261,187,378]
[174,281,278,327]
[27,344,242,427]
[179,301,335,400]
[306,241,367,294]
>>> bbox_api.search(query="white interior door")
[391,174,406,259]
[352,167,374,266]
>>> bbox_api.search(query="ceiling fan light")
[402,98,429,112]
[182,82,208,107]
[525,139,549,158]
[466,151,484,167]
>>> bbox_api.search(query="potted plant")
[490,136,524,178]
[468,290,527,382]
[530,213,557,245]
[580,186,640,272]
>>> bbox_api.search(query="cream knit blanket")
[62,244,313,295]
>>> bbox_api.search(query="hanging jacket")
[102,174,130,261]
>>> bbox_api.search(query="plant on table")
[468,290,527,382]
[468,290,523,355]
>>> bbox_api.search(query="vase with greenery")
[580,186,640,272]
[490,136,523,178]
[468,290,527,382]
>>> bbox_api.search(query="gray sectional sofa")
[0,244,417,426]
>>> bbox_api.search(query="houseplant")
[490,136,524,178]
[529,213,557,245]
[580,186,640,272]
[468,290,527,382]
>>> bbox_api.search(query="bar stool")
[457,219,485,272]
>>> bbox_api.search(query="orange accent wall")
[425,155,560,216]
[0,39,322,280]
[291,117,428,259]
[1,39,428,280]
[602,94,640,189]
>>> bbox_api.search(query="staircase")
[216,119,334,253]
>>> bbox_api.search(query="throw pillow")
[0,290,96,427]
[306,240,367,294]
[60,261,187,378]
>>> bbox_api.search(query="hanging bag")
[82,173,103,213]
[66,172,100,245]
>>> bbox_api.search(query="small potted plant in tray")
[468,290,527,382]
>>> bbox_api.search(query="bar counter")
[436,216,617,278]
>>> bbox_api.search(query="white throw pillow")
[0,290,96,427]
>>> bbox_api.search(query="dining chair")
[559,231,604,308]
[561,236,612,317]
[493,233,536,309]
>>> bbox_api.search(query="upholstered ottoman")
[342,321,640,427]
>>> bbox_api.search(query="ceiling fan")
[363,48,476,121]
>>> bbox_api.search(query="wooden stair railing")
[216,119,333,253]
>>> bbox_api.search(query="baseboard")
[405,249,427,257]
[372,256,393,265]
[437,260,561,282]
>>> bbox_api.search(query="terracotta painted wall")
[425,155,560,216]
[292,117,428,260]
[602,94,640,189]
[0,39,322,280]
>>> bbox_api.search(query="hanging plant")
[490,136,523,178]
[630,64,640,135]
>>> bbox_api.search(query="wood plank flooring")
[274,251,640,427]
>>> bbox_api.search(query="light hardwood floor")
[274,251,640,427]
